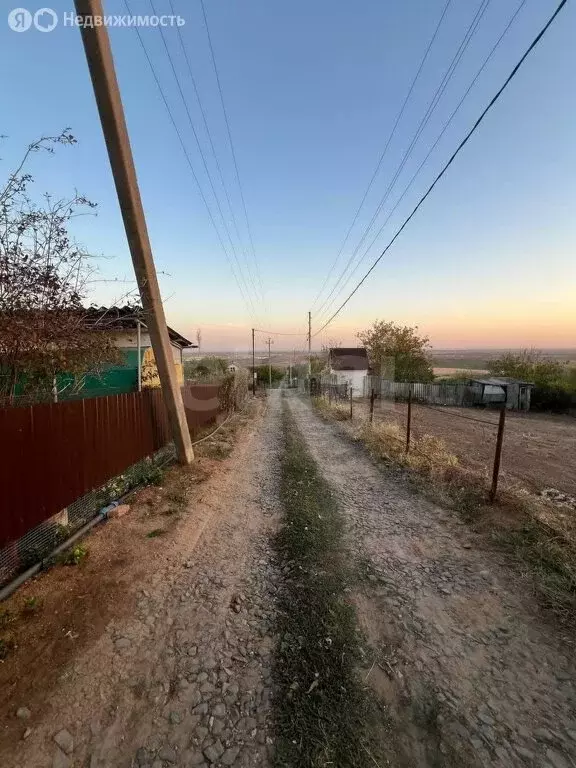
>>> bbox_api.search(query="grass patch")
[146,528,166,539]
[312,396,350,421]
[195,439,233,460]
[273,400,382,767]
[58,544,88,566]
[318,401,576,623]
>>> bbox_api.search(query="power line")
[318,0,528,321]
[148,0,262,322]
[166,0,263,310]
[198,0,266,314]
[310,0,454,312]
[315,0,491,322]
[123,3,258,323]
[313,0,567,337]
[253,328,307,336]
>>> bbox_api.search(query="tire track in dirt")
[286,392,576,768]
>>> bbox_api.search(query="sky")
[1,0,575,353]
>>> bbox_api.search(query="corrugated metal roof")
[470,376,534,387]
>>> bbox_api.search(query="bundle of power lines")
[124,0,267,326]
[309,0,567,338]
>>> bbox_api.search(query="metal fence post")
[350,387,353,419]
[406,387,412,453]
[370,388,375,423]
[489,406,506,502]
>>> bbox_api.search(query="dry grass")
[312,396,351,421]
[315,399,576,625]
[359,420,458,480]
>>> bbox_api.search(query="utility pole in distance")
[252,328,256,396]
[74,0,193,464]
[267,338,273,388]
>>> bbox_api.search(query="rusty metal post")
[350,386,353,419]
[489,406,506,502]
[370,388,375,423]
[406,387,412,453]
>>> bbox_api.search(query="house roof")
[470,377,534,387]
[84,306,196,348]
[329,347,370,371]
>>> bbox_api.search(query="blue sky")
[1,0,574,351]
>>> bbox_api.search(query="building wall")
[331,369,367,397]
[112,330,183,366]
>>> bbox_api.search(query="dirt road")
[3,390,576,768]
[2,397,283,768]
[286,393,576,767]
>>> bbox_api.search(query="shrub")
[531,385,573,413]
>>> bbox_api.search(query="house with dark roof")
[81,306,196,396]
[328,347,371,396]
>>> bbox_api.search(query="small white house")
[227,363,239,373]
[328,347,371,397]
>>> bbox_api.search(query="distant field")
[431,358,489,370]
[433,367,488,377]
[430,349,576,370]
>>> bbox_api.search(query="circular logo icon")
[8,7,32,31]
[34,7,57,31]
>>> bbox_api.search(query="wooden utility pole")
[308,311,312,377]
[74,0,193,464]
[267,338,273,388]
[252,328,256,396]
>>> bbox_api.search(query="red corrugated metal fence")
[0,384,221,549]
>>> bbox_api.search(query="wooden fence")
[0,384,221,550]
[364,376,472,406]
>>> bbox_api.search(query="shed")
[468,377,534,411]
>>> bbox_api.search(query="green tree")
[358,320,433,382]
[487,350,566,387]
[253,364,284,387]
[184,356,228,381]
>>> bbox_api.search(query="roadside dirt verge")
[359,397,576,498]
[0,395,282,768]
[287,392,576,768]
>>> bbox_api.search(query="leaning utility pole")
[267,338,273,388]
[74,0,193,464]
[308,311,312,377]
[252,328,256,396]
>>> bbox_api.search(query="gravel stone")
[158,745,177,763]
[53,729,74,755]
[203,739,224,763]
[221,746,241,765]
